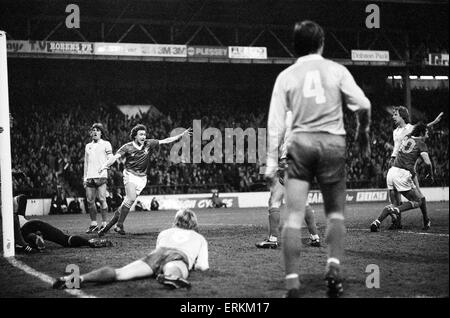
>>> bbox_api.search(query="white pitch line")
[397,230,449,237]
[6,257,96,298]
[202,224,450,237]
[350,228,449,237]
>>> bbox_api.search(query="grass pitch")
[0,202,448,298]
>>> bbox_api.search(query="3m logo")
[356,191,387,202]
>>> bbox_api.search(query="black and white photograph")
[0,0,448,304]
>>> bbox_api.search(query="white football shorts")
[123,169,147,196]
[386,166,414,192]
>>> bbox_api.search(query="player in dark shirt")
[11,194,112,253]
[371,123,433,232]
[98,124,191,236]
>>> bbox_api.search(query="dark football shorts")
[85,178,108,188]
[287,132,346,185]
[141,247,189,275]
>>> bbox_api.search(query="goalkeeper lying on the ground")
[12,194,112,253]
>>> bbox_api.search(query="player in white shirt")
[83,123,113,233]
[53,209,209,290]
[265,20,371,297]
[387,106,443,229]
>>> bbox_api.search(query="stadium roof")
[1,0,448,65]
[1,0,447,30]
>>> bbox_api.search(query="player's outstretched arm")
[427,112,444,128]
[98,153,121,174]
[158,128,192,145]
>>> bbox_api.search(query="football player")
[387,107,442,229]
[371,123,433,232]
[12,194,112,253]
[98,124,191,236]
[83,123,113,233]
[53,209,208,290]
[256,111,321,249]
[265,20,371,297]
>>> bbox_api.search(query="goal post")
[0,30,15,257]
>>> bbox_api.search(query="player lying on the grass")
[11,194,112,253]
[371,123,433,232]
[386,107,443,229]
[97,124,192,236]
[257,111,321,249]
[53,209,208,290]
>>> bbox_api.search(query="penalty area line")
[350,228,449,237]
[6,257,96,298]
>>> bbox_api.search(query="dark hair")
[90,123,108,140]
[411,122,427,137]
[293,20,325,57]
[130,124,147,140]
[393,106,410,124]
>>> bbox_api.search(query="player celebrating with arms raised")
[98,124,191,236]
[387,106,442,229]
[371,123,433,232]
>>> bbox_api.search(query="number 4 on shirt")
[303,70,326,104]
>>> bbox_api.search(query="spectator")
[68,197,82,214]
[150,197,160,211]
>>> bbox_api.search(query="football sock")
[90,221,98,226]
[102,210,120,232]
[377,205,391,222]
[117,204,131,227]
[285,273,300,290]
[88,203,98,222]
[100,208,108,223]
[325,217,345,264]
[397,201,418,212]
[304,205,319,236]
[268,208,281,238]
[419,197,429,223]
[81,266,117,283]
[67,235,90,247]
[281,226,302,277]
[326,258,341,272]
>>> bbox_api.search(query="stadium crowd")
[9,86,448,199]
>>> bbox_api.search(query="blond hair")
[174,209,198,231]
